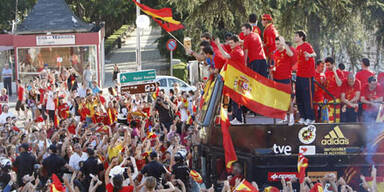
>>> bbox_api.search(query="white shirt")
[69,152,88,171]
[2,68,12,79]
[78,87,87,98]
[46,91,55,110]
[0,112,15,124]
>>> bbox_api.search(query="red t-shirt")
[39,88,46,105]
[325,69,345,100]
[263,23,278,59]
[361,84,384,110]
[296,42,315,78]
[229,45,245,66]
[314,72,325,102]
[239,25,261,40]
[342,70,349,80]
[342,79,361,101]
[223,44,232,54]
[272,47,296,80]
[18,86,24,101]
[356,69,375,88]
[378,72,384,84]
[243,32,266,62]
[209,41,227,70]
[106,183,134,192]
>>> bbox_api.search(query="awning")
[0,46,13,52]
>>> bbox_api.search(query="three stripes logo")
[321,126,349,145]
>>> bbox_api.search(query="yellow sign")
[321,126,349,145]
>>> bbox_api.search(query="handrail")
[313,79,339,121]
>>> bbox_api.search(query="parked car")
[155,76,196,94]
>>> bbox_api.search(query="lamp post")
[135,3,150,71]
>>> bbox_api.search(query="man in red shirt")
[338,63,349,79]
[313,60,326,122]
[241,23,268,77]
[216,35,245,124]
[295,30,317,125]
[356,58,375,88]
[202,45,227,74]
[239,13,261,40]
[361,76,384,121]
[324,57,344,123]
[341,73,361,122]
[16,80,27,118]
[262,14,278,62]
[272,36,295,125]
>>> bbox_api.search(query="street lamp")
[135,3,150,71]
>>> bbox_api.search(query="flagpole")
[167,31,187,49]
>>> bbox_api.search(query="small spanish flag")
[220,104,237,172]
[132,0,184,32]
[309,183,324,192]
[190,170,203,184]
[263,186,279,192]
[298,152,309,184]
[234,179,258,192]
[50,174,65,192]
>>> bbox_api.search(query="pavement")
[104,26,170,88]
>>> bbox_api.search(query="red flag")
[298,152,309,183]
[220,105,237,172]
[309,183,324,192]
[153,17,185,32]
[132,0,184,32]
[50,174,65,192]
[96,125,109,134]
[234,179,258,192]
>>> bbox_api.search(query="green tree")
[0,0,36,33]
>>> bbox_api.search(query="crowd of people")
[0,12,383,192]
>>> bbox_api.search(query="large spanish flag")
[222,62,291,119]
[234,179,258,192]
[132,0,184,32]
[220,104,237,172]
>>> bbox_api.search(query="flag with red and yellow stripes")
[263,186,279,192]
[190,170,203,184]
[220,105,237,172]
[50,174,65,192]
[132,0,184,32]
[298,152,309,184]
[309,183,323,192]
[234,179,258,192]
[222,61,291,119]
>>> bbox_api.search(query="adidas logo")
[321,126,349,145]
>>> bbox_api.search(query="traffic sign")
[120,82,157,94]
[166,39,177,51]
[119,69,156,84]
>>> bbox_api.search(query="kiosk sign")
[36,35,76,45]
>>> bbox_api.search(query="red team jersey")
[239,25,261,40]
[243,32,266,62]
[209,41,227,70]
[296,42,316,78]
[314,72,325,102]
[229,45,245,66]
[356,69,375,88]
[272,47,296,80]
[325,69,345,100]
[263,23,278,59]
[342,79,361,101]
